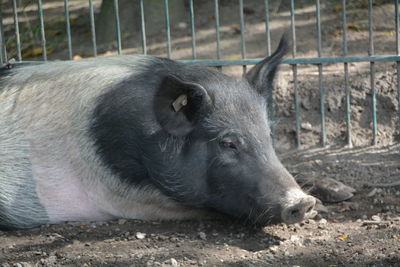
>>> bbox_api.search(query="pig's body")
[0,56,207,228]
[0,37,316,229]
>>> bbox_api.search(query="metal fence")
[0,0,399,148]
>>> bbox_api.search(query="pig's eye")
[219,140,237,150]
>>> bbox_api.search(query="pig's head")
[151,35,317,226]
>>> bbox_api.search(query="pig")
[0,36,316,229]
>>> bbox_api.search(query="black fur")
[90,57,219,189]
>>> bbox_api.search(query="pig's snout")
[281,189,316,224]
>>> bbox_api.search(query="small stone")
[170,258,179,267]
[123,231,130,238]
[301,98,312,110]
[319,218,327,224]
[367,188,377,197]
[314,159,322,166]
[118,219,127,225]
[301,122,313,131]
[1,264,10,267]
[269,245,278,253]
[198,232,207,240]
[308,219,316,224]
[47,256,57,264]
[135,232,146,239]
[12,264,22,267]
[290,235,300,242]
[177,22,187,29]
[377,253,385,259]
[371,215,381,222]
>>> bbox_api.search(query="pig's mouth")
[242,189,317,226]
[206,188,317,227]
[244,205,316,227]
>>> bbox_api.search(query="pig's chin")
[239,205,318,227]
[245,212,314,227]
[225,205,281,227]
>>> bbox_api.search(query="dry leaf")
[73,55,82,60]
[333,5,341,12]
[347,23,361,31]
[22,47,43,58]
[338,234,349,241]
[22,47,53,58]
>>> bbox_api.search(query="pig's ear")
[154,75,213,136]
[245,34,288,97]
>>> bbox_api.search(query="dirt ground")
[0,0,400,266]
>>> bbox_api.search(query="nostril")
[305,197,316,212]
[291,208,300,216]
[306,205,313,213]
[281,196,316,224]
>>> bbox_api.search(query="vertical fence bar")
[140,0,147,55]
[214,0,221,59]
[397,0,399,55]
[164,0,172,58]
[397,63,400,137]
[291,0,300,148]
[342,0,352,147]
[316,0,326,146]
[0,2,6,65]
[214,0,221,70]
[264,0,271,56]
[239,0,246,75]
[264,0,274,132]
[395,0,400,134]
[37,0,47,61]
[189,0,196,59]
[89,0,97,57]
[114,0,122,55]
[12,0,22,61]
[368,0,377,145]
[64,0,73,60]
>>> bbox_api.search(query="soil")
[0,0,399,266]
